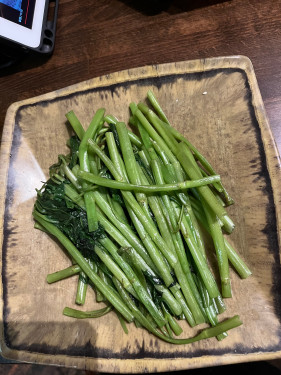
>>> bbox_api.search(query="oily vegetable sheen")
[33,90,251,344]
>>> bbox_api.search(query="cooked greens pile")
[33,90,251,344]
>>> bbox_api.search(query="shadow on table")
[118,0,231,16]
[0,360,280,374]
[1,320,280,374]
[0,320,98,366]
[0,48,51,78]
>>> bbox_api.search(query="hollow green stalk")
[146,90,171,125]
[87,138,178,267]
[92,133,204,325]
[115,122,155,224]
[124,205,175,286]
[203,202,232,298]
[149,158,207,318]
[145,91,233,204]
[134,107,187,192]
[65,110,85,140]
[64,184,85,209]
[113,277,242,344]
[134,108,177,165]
[160,119,234,206]
[78,171,221,193]
[47,264,81,283]
[33,211,134,323]
[190,196,252,279]
[162,303,183,336]
[138,102,178,152]
[116,310,129,334]
[98,239,166,328]
[63,306,112,319]
[94,245,138,298]
[135,164,205,325]
[136,164,176,255]
[75,272,88,305]
[93,191,156,272]
[110,198,129,225]
[104,114,142,148]
[176,142,234,233]
[79,108,105,232]
[101,133,200,325]
[122,246,182,316]
[105,133,197,324]
[95,263,105,302]
[60,159,82,191]
[96,209,157,275]
[196,274,227,341]
[179,213,220,299]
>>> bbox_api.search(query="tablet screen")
[0,0,36,29]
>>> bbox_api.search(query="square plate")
[1,56,281,373]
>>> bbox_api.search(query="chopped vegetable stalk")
[63,306,112,319]
[33,212,134,323]
[78,170,221,192]
[47,264,81,284]
[33,90,251,345]
[79,108,105,232]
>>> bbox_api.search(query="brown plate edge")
[0,56,281,373]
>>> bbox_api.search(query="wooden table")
[1,0,281,153]
[1,0,281,372]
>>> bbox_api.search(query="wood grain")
[1,0,281,154]
[0,57,281,373]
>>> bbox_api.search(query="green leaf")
[34,179,105,261]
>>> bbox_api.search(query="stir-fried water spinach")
[33,90,251,344]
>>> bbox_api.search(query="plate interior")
[1,59,281,370]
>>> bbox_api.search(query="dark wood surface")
[0,361,280,375]
[1,0,281,372]
[1,0,281,153]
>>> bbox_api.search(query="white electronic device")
[0,0,58,56]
